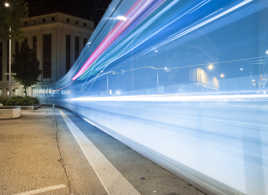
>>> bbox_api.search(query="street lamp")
[4,1,13,96]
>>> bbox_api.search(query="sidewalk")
[0,108,69,195]
[0,108,212,195]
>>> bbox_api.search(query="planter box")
[0,107,21,119]
[20,105,40,110]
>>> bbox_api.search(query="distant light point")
[164,66,169,72]
[208,64,214,71]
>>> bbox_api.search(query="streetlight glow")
[265,50,268,55]
[4,2,10,7]
[164,66,169,72]
[115,16,127,21]
[208,63,214,71]
[220,73,225,78]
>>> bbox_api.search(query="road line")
[13,184,66,195]
[59,110,141,195]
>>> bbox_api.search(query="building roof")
[26,0,111,24]
[21,12,94,30]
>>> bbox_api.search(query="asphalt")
[0,107,213,195]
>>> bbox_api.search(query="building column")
[28,35,33,49]
[3,40,7,83]
[51,31,57,81]
[37,34,43,81]
[79,34,83,52]
[11,38,17,91]
[56,26,65,79]
[70,35,75,65]
[0,41,4,83]
[61,33,66,75]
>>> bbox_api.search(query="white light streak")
[116,15,127,21]
[115,90,121,95]
[108,15,128,21]
[69,93,268,103]
[173,0,254,41]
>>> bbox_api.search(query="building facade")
[0,12,94,96]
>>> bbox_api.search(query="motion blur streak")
[69,93,268,102]
[36,0,268,194]
[72,0,163,80]
[171,0,254,42]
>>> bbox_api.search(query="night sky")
[25,0,112,25]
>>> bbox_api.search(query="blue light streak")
[36,0,268,194]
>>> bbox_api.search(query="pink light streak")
[72,0,156,81]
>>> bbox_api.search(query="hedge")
[0,96,39,106]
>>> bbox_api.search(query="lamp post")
[8,26,12,96]
[4,1,13,96]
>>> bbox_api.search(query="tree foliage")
[12,42,41,96]
[0,0,28,40]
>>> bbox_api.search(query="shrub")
[0,97,8,105]
[0,96,39,106]
[24,96,39,105]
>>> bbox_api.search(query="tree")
[12,42,41,96]
[0,0,28,40]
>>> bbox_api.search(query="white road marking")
[13,184,66,195]
[59,110,140,195]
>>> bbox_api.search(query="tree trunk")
[24,86,27,96]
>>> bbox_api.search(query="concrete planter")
[0,107,21,119]
[20,105,40,110]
